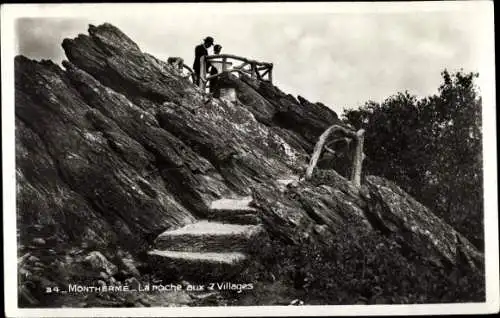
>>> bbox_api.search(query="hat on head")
[204,36,214,44]
[214,44,222,50]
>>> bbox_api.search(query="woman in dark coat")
[209,44,223,96]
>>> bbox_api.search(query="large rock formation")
[15,23,484,307]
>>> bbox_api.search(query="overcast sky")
[13,2,492,114]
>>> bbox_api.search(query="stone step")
[154,221,264,253]
[148,250,246,264]
[276,175,300,191]
[206,196,261,225]
[209,196,256,211]
[205,212,261,225]
[276,175,300,186]
[147,250,248,281]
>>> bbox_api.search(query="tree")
[343,70,483,250]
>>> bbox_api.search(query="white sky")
[12,2,493,114]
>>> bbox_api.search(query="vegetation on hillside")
[343,70,483,250]
[238,209,484,305]
[230,70,485,306]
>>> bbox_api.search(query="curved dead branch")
[305,125,354,180]
[304,125,366,187]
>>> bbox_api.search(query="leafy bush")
[343,70,483,250]
[244,212,485,305]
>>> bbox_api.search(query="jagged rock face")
[16,22,483,301]
[252,169,483,273]
[364,176,484,272]
[218,72,342,151]
[15,56,196,253]
[16,23,315,252]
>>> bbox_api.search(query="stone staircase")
[148,176,300,280]
[147,196,264,280]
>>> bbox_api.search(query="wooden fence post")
[200,56,207,87]
[250,63,256,79]
[222,57,227,72]
[201,56,210,90]
[350,129,365,187]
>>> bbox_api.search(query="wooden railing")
[199,54,273,90]
[181,64,196,82]
[182,64,195,76]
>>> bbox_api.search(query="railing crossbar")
[259,69,270,78]
[205,54,272,67]
[198,54,273,90]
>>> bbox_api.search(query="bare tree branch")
[305,125,366,187]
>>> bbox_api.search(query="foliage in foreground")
[242,212,485,305]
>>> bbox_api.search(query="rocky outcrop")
[16,55,196,253]
[16,23,484,307]
[219,72,342,151]
[250,168,483,274]
[364,176,484,272]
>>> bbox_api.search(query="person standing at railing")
[213,44,222,56]
[192,36,214,86]
[209,44,222,77]
[209,44,223,97]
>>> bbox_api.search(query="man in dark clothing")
[193,36,214,86]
